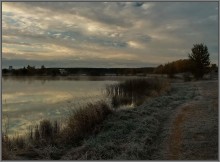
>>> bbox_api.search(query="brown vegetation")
[106,78,170,108]
[2,101,112,160]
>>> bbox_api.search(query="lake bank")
[60,80,198,160]
[2,79,218,160]
[60,80,218,160]
[2,77,170,160]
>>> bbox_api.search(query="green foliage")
[188,43,210,79]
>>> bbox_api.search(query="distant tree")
[154,59,192,76]
[154,64,164,74]
[41,65,45,69]
[166,62,176,78]
[188,43,210,79]
[2,69,9,74]
[21,67,28,75]
[26,65,36,75]
[40,65,46,75]
[210,64,218,72]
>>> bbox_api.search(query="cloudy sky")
[2,2,218,68]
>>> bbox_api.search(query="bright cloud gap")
[2,2,218,68]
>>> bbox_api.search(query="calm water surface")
[2,76,123,136]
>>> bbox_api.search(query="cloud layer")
[2,2,218,68]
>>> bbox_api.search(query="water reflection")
[2,76,121,136]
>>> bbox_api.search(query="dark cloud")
[2,2,218,67]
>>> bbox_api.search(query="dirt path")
[165,80,218,160]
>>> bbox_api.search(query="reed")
[106,78,170,108]
[63,101,112,143]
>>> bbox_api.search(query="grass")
[106,78,170,108]
[3,78,205,160]
[61,82,197,160]
[2,78,170,160]
[179,81,218,160]
[62,101,112,144]
[2,100,112,160]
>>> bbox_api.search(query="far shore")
[2,74,168,81]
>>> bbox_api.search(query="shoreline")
[2,79,218,160]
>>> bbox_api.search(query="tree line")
[2,66,155,76]
[154,43,218,79]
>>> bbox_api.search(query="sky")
[2,2,219,68]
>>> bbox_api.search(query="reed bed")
[106,78,170,108]
[2,100,112,160]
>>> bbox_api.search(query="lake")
[2,76,131,136]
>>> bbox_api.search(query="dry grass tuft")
[63,101,112,143]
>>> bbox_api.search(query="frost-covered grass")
[152,81,218,160]
[180,81,218,160]
[61,82,197,160]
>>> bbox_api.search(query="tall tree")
[188,43,210,79]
